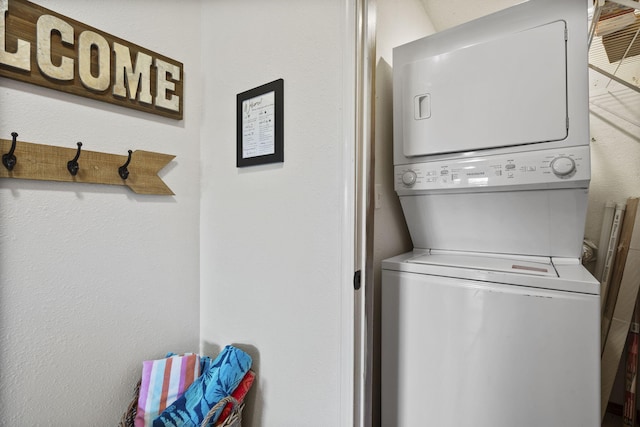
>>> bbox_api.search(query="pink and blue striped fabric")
[135,353,201,427]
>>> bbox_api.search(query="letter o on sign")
[78,31,111,91]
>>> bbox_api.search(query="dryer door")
[400,20,568,157]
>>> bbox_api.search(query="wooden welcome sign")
[0,0,183,120]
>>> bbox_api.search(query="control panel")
[395,145,590,193]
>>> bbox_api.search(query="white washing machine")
[381,0,600,425]
[381,251,599,426]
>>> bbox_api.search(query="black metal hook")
[2,132,18,171]
[118,150,132,180]
[67,142,82,176]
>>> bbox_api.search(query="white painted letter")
[154,58,180,112]
[37,15,73,80]
[78,31,110,91]
[0,0,30,71]
[112,42,152,104]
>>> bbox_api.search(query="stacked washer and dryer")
[381,0,600,426]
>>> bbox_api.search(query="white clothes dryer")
[391,0,592,259]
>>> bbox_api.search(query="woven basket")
[118,380,244,427]
[118,380,140,427]
[201,395,243,427]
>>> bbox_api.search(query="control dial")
[401,170,418,186]
[550,156,576,177]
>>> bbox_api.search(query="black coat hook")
[2,132,18,171]
[67,142,82,176]
[119,150,132,180]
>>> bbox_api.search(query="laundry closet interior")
[0,0,639,425]
[373,0,640,426]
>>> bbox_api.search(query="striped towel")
[153,345,252,427]
[135,353,201,427]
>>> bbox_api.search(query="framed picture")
[237,79,284,167]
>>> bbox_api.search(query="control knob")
[401,170,417,186]
[550,156,576,177]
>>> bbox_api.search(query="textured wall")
[0,1,202,424]
[199,0,353,425]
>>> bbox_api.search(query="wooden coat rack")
[0,133,175,195]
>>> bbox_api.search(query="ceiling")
[419,0,523,31]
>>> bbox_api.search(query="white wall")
[199,0,354,425]
[0,1,202,424]
[373,1,435,425]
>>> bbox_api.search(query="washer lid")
[408,250,558,277]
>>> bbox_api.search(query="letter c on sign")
[37,15,74,80]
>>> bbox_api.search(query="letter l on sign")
[0,0,29,71]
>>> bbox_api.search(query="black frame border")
[236,78,284,168]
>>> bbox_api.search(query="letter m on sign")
[112,42,153,105]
